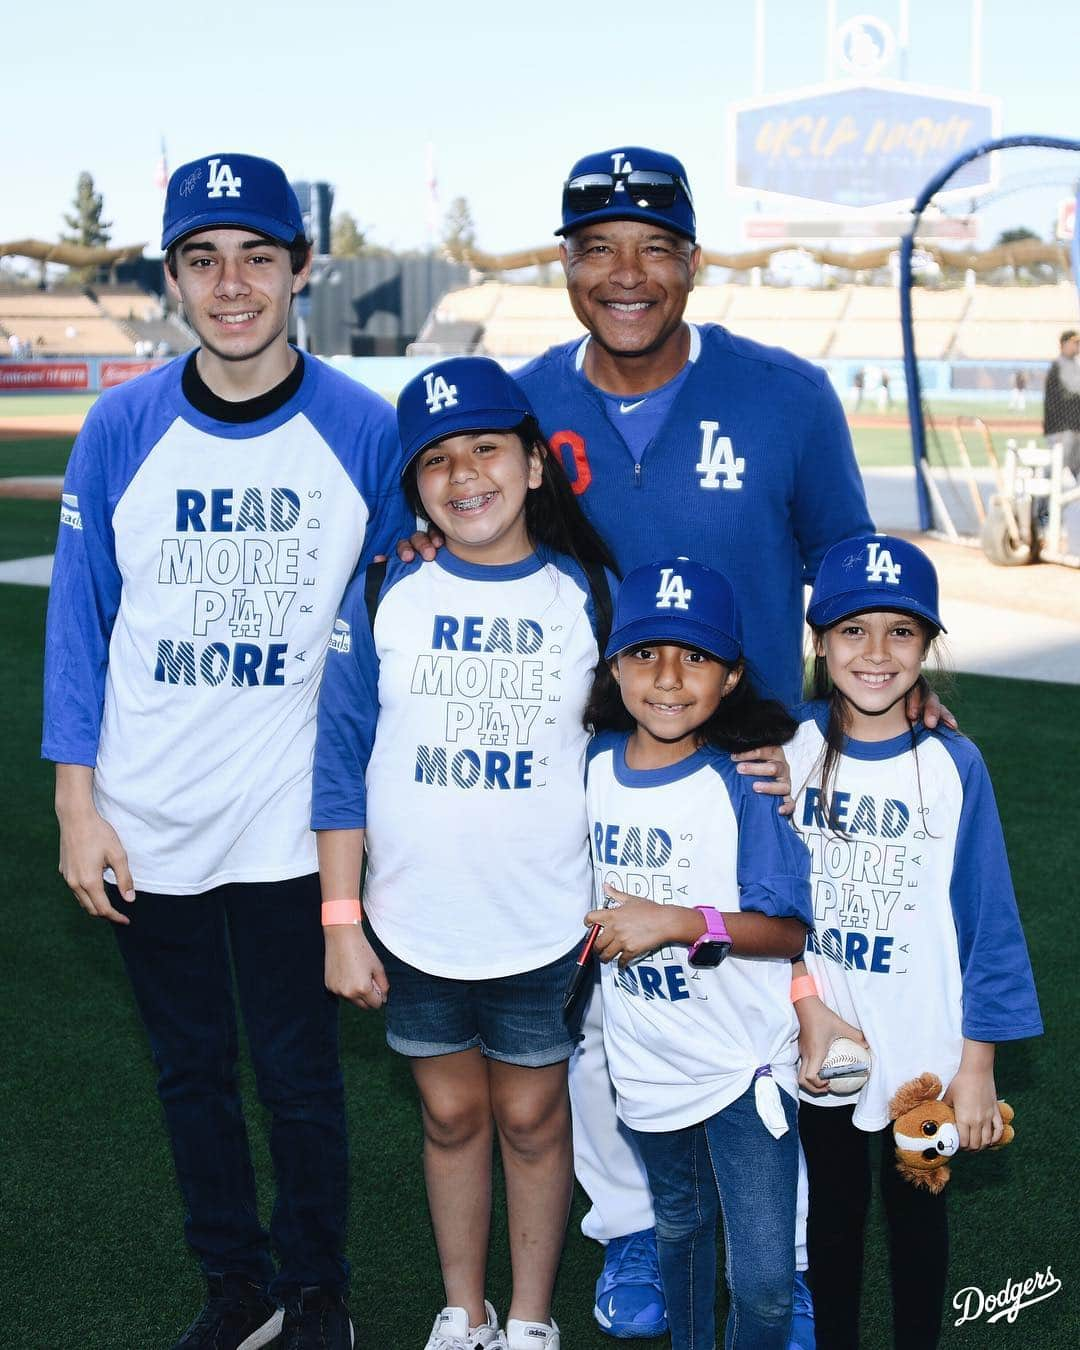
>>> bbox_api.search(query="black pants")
[110,873,349,1298]
[799,1101,948,1349]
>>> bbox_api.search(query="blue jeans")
[111,874,348,1298]
[369,927,579,1065]
[631,1082,798,1350]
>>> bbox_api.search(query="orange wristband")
[790,974,820,1003]
[321,898,362,927]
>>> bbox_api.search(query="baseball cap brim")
[401,406,529,475]
[556,206,696,241]
[162,208,301,250]
[605,616,741,663]
[807,590,946,633]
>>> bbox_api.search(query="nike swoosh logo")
[608,1297,618,1318]
[619,399,646,413]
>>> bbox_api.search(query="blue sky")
[1,0,1078,260]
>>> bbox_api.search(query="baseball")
[820,1036,871,1095]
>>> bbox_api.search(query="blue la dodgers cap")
[396,356,536,475]
[556,146,697,242]
[807,534,946,633]
[605,558,742,663]
[162,153,304,250]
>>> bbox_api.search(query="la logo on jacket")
[696,420,744,490]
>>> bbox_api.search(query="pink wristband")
[790,974,820,1004]
[321,898,362,927]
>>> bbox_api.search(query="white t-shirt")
[42,354,408,893]
[313,547,613,979]
[788,703,1043,1130]
[585,732,813,1133]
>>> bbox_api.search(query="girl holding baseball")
[787,533,1042,1348]
[311,357,616,1350]
[581,557,813,1350]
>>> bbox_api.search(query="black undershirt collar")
[181,348,306,424]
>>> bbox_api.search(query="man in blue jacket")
[401,144,879,1343]
[516,147,873,1345]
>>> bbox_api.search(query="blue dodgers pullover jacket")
[516,325,873,706]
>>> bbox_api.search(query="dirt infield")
[895,531,1080,623]
[847,414,1042,433]
[0,476,63,500]
[0,414,87,439]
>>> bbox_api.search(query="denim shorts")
[368,928,580,1067]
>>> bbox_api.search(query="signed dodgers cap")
[605,558,742,663]
[397,356,536,474]
[162,153,304,249]
[557,146,697,242]
[807,534,946,632]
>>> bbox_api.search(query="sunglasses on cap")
[562,170,695,214]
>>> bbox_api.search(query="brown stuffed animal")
[889,1072,1015,1194]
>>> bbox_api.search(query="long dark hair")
[403,415,616,574]
[585,653,797,753]
[805,618,941,833]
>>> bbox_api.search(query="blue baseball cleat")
[789,1270,816,1350]
[593,1228,667,1339]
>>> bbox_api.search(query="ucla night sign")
[730,81,1000,209]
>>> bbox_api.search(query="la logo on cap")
[424,371,458,413]
[865,540,902,585]
[611,150,633,184]
[206,158,242,199]
[655,567,692,610]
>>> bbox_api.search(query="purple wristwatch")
[687,905,733,968]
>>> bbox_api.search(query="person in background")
[1043,329,1080,479]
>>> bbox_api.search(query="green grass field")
[3,576,1076,1348]
[2,399,1076,1345]
[0,435,76,479]
[0,392,98,416]
[0,499,61,561]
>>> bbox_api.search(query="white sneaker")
[505,1317,560,1350]
[424,1300,503,1349]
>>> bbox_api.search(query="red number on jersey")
[549,429,592,496]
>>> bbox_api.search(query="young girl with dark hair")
[787,533,1042,1349]
[581,557,813,1350]
[311,357,616,1350]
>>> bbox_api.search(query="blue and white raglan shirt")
[516,325,874,707]
[312,547,615,980]
[585,731,813,1133]
[42,353,411,894]
[788,703,1043,1130]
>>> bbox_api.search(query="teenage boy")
[43,152,409,1350]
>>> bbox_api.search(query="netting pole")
[1073,182,1080,302]
[898,230,931,528]
[899,134,1080,532]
